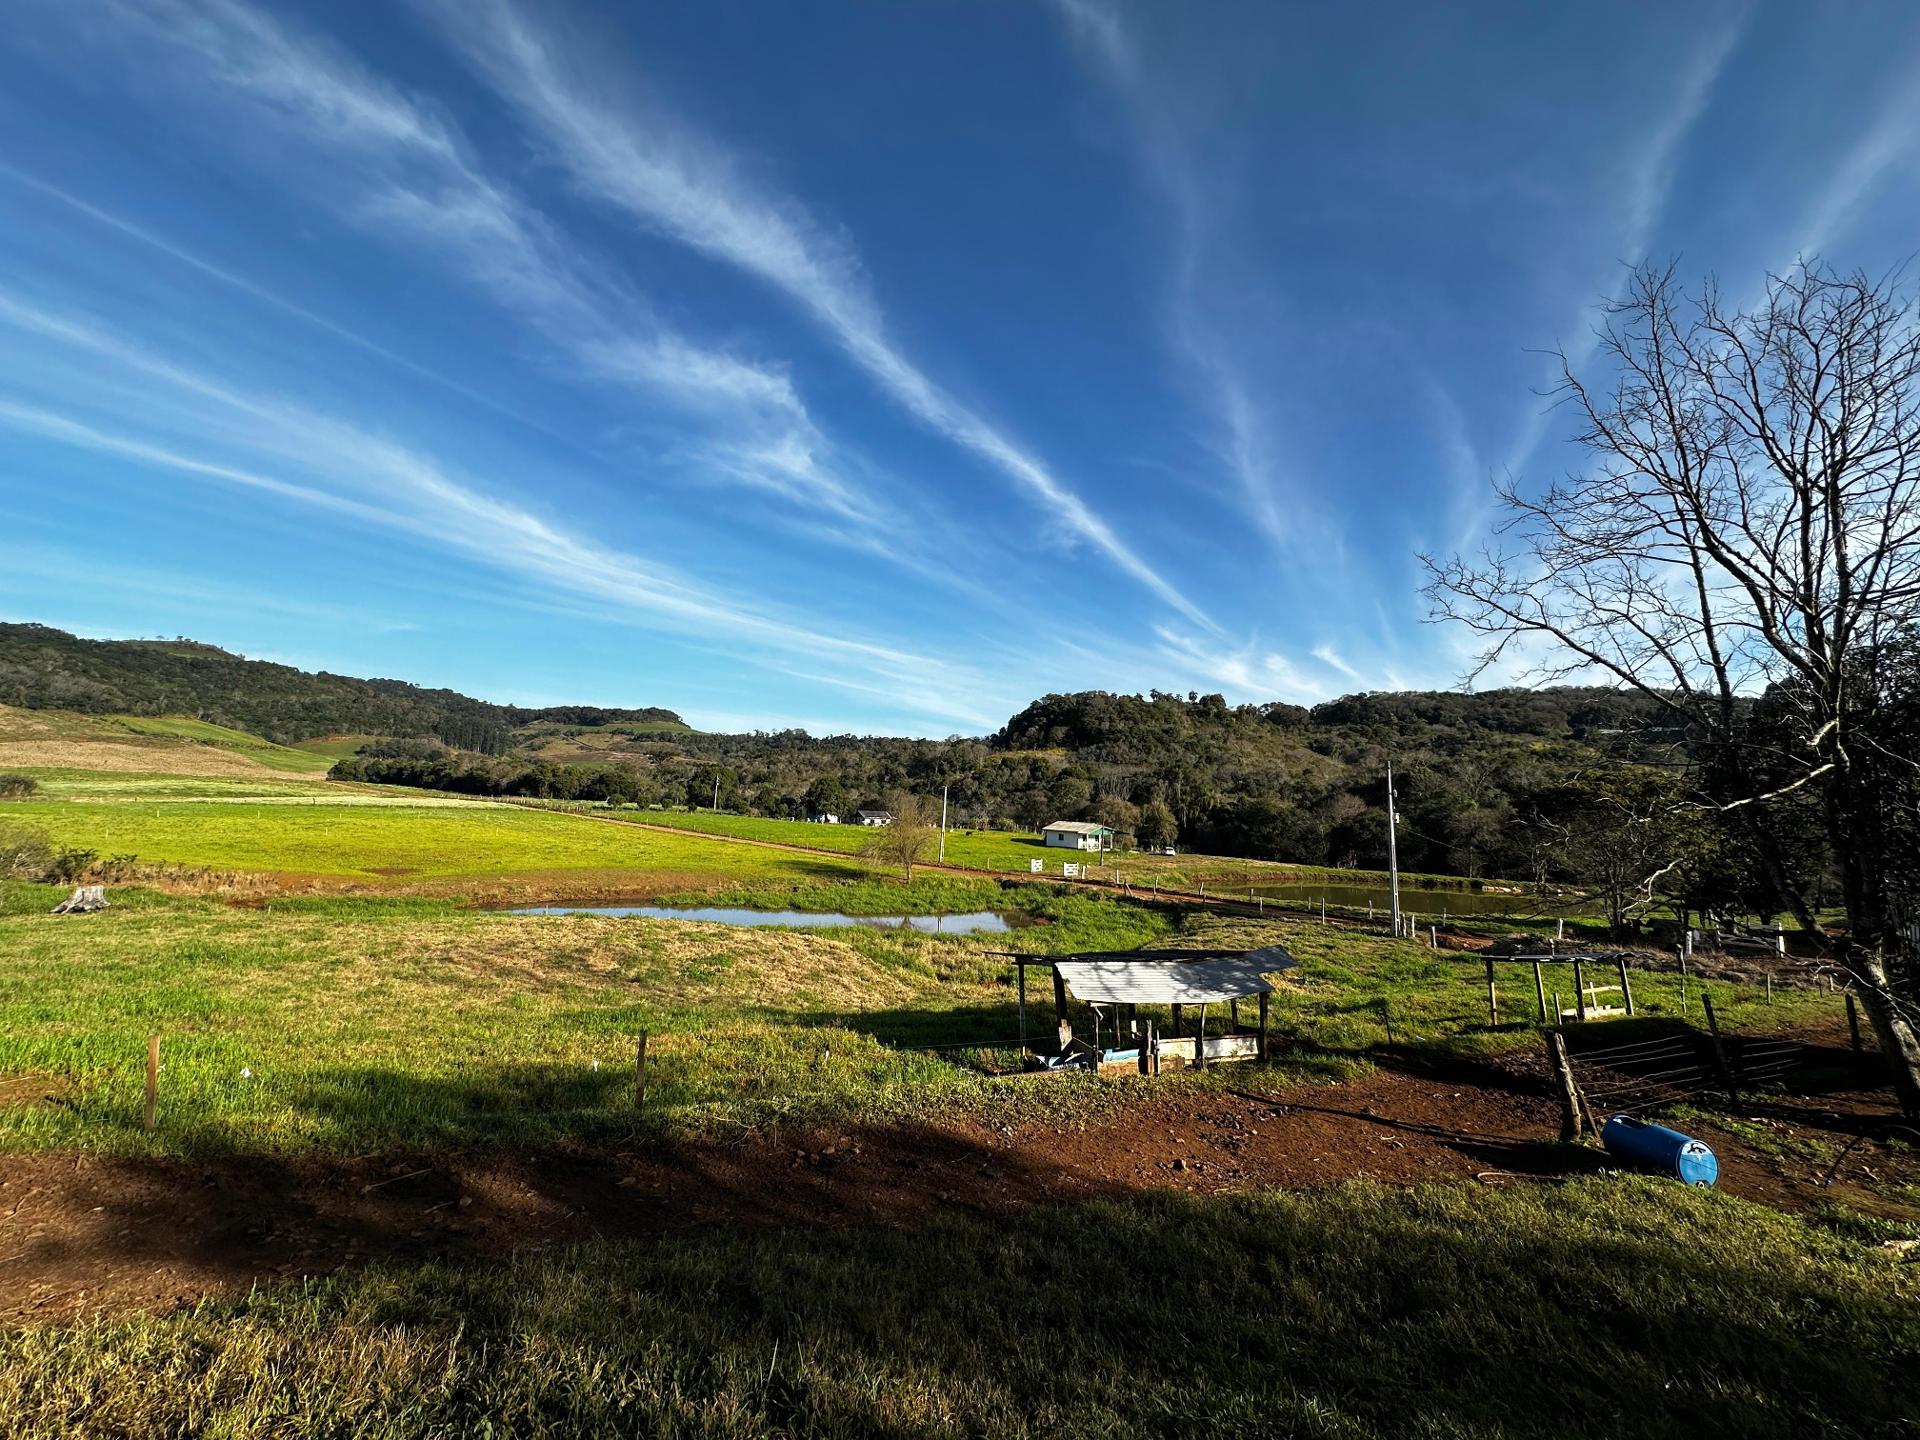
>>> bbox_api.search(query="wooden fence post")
[1547,1031,1585,1142]
[1846,991,1863,1054]
[1701,993,1739,1105]
[1485,956,1499,1027]
[1573,959,1587,1021]
[1616,956,1635,1017]
[635,1031,649,1111]
[1533,960,1548,1022]
[144,1032,159,1132]
[1258,992,1270,1060]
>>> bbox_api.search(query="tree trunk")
[1834,768,1920,1116]
[1850,946,1920,1117]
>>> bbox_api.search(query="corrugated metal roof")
[1055,948,1295,1004]
[1043,820,1112,834]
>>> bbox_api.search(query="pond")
[508,904,1022,934]
[1248,882,1575,918]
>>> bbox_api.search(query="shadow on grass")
[6,1165,1918,1439]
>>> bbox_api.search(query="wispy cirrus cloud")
[422,0,1215,631]
[1498,12,1747,479]
[1049,0,1320,564]
[0,293,1006,729]
[45,0,884,534]
[1779,45,1920,268]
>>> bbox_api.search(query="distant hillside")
[0,624,684,750]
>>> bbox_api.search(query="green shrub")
[0,773,38,798]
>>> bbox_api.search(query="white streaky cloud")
[0,160,565,443]
[1050,0,1324,564]
[1782,46,1920,268]
[1311,645,1364,684]
[1500,13,1745,478]
[426,0,1215,631]
[0,302,994,728]
[1154,626,1331,704]
[48,0,885,533]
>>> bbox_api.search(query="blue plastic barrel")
[1601,1115,1718,1186]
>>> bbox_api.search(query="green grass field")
[3,713,1911,1439]
[0,798,869,889]
[624,808,1511,890]
[3,1180,1914,1439]
[0,878,1826,1157]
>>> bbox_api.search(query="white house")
[807,812,840,825]
[856,810,893,826]
[1042,820,1113,851]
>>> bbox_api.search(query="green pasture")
[0,799,867,887]
[0,878,1832,1157]
[636,808,1528,886]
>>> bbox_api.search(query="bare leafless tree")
[1426,262,1920,1113]
[864,790,936,883]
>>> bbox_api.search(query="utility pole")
[1386,762,1402,937]
[939,784,949,863]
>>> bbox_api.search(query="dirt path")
[7,1057,1909,1325]
[0,1068,1557,1322]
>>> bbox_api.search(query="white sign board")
[1029,859,1043,873]
[1062,862,1080,878]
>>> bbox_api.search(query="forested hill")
[995,687,1671,759]
[0,623,683,750]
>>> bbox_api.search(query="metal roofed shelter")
[997,945,1299,1073]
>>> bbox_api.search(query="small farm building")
[856,810,893,826]
[996,943,1299,1073]
[1043,820,1113,851]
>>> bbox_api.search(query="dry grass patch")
[0,741,280,778]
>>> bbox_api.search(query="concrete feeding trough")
[997,945,1299,1073]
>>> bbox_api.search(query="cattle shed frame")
[992,945,1299,1073]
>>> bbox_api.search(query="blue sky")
[4,1,1919,735]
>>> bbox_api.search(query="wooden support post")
[1847,991,1863,1054]
[635,1031,649,1111]
[1554,989,1563,1023]
[1170,1003,1183,1039]
[1052,964,1071,1052]
[1547,1030,1582,1142]
[1484,956,1499,1027]
[144,1032,159,1132]
[1230,998,1240,1031]
[1016,960,1027,1050]
[1194,1003,1208,1069]
[1616,956,1635,1017]
[1139,1023,1152,1075]
[1533,960,1548,1022]
[1764,971,1773,1002]
[1150,1022,1161,1075]
[1378,997,1394,1045]
[1702,992,1739,1104]
[1573,959,1587,1021]
[1258,991,1269,1060]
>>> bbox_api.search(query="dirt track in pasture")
[5,1049,1912,1324]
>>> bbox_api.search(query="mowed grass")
[0,798,868,887]
[3,1180,1916,1439]
[0,879,1177,1154]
